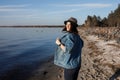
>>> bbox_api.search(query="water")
[0,27,62,79]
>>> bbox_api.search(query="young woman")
[54,17,84,80]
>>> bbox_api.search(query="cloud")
[0,14,46,19]
[52,3,112,8]
[0,9,27,11]
[0,4,30,11]
[0,4,42,19]
[47,3,112,15]
[47,9,79,14]
[0,14,35,18]
[0,4,30,8]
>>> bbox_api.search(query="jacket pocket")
[61,53,71,64]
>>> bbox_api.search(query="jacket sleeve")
[64,34,74,53]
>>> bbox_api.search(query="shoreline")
[27,56,64,80]
[0,56,58,80]
[25,27,120,80]
[0,27,120,80]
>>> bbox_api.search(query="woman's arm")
[56,38,65,52]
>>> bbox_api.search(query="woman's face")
[66,22,71,31]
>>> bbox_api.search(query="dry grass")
[79,27,120,43]
[107,43,120,48]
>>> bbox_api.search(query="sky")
[0,0,119,26]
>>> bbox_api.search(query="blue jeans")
[64,66,80,80]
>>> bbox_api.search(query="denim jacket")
[54,32,84,69]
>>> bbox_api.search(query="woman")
[54,17,84,80]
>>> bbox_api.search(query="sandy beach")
[1,27,119,80]
[23,27,119,80]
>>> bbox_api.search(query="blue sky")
[0,0,119,26]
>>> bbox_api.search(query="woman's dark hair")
[62,22,78,34]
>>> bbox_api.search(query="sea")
[0,27,62,79]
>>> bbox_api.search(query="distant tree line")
[84,4,120,27]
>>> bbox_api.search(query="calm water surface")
[0,27,62,79]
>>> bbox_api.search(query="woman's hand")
[56,38,66,52]
[56,38,61,45]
